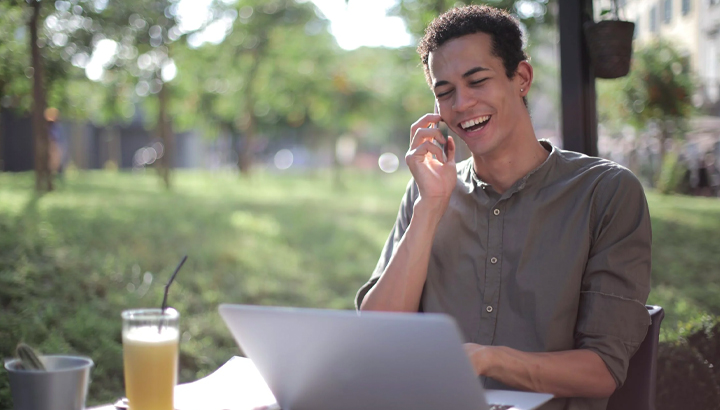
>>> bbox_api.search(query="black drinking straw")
[158,255,187,332]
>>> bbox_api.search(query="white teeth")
[461,115,490,130]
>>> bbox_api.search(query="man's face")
[429,32,527,157]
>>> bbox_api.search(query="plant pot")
[584,20,636,79]
[4,355,94,410]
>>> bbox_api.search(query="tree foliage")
[0,3,33,113]
[390,0,555,39]
[169,0,432,171]
[599,40,694,132]
[597,40,696,189]
[623,41,695,129]
[1,0,565,181]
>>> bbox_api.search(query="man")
[355,6,651,410]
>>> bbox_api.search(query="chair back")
[606,305,665,410]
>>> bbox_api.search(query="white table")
[89,357,278,410]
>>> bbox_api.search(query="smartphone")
[431,100,449,162]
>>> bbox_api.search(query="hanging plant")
[584,0,636,79]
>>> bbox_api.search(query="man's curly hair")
[417,5,528,86]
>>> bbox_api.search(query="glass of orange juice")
[122,308,179,410]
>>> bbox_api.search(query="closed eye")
[435,89,453,99]
[470,78,488,85]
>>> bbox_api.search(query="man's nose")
[452,87,476,112]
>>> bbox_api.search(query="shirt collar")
[461,139,557,198]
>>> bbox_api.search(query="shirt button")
[490,257,498,264]
[486,306,493,313]
[493,209,500,216]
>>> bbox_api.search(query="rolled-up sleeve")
[575,167,652,388]
[354,179,418,310]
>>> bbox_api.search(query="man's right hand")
[361,113,457,313]
[406,114,457,211]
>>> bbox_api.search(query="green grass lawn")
[644,192,720,339]
[0,169,411,406]
[1,169,719,406]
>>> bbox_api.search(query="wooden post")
[558,0,598,156]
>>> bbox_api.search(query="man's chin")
[456,124,500,156]
[464,136,501,158]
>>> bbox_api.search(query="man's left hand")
[461,343,617,398]
[463,343,495,375]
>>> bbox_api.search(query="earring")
[520,88,524,92]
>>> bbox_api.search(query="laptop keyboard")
[488,405,514,410]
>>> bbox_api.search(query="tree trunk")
[656,124,669,186]
[0,79,5,172]
[157,82,172,189]
[332,133,345,191]
[238,112,256,175]
[108,126,121,169]
[0,104,4,172]
[225,122,240,169]
[237,48,263,175]
[628,130,640,177]
[30,0,52,192]
[70,121,86,169]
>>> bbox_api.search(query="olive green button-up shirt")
[355,141,652,410]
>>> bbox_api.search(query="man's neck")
[472,129,549,194]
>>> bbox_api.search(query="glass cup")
[122,308,180,410]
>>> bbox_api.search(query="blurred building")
[1,109,212,172]
[0,108,346,173]
[593,0,720,195]
[615,0,720,112]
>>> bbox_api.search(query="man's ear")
[515,61,533,97]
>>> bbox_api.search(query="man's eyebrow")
[433,66,490,89]
[462,66,489,78]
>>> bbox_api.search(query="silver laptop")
[219,304,553,410]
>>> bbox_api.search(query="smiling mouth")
[460,115,491,132]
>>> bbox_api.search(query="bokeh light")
[274,149,294,170]
[378,152,399,173]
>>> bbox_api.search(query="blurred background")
[0,0,719,408]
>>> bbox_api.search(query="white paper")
[174,356,279,410]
